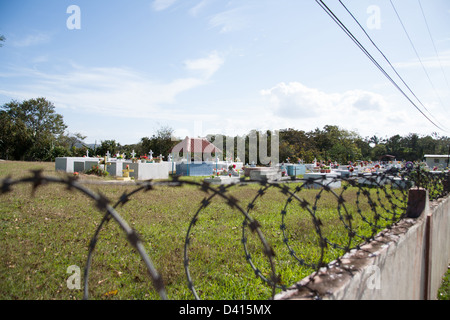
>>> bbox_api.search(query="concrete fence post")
[406,188,429,218]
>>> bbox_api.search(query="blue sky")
[1,0,450,145]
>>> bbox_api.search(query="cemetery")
[55,149,171,181]
[54,143,434,190]
[1,159,449,300]
[3,126,450,301]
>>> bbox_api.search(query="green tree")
[355,137,371,160]
[97,140,118,157]
[371,144,388,160]
[56,132,88,157]
[0,98,67,160]
[0,110,29,160]
[137,126,177,159]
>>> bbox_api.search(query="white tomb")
[55,157,100,173]
[204,176,241,185]
[126,162,170,180]
[303,173,341,189]
[249,167,282,181]
[55,157,170,180]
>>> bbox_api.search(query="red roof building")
[170,137,222,155]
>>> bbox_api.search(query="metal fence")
[1,167,448,300]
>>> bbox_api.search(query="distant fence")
[1,167,449,300]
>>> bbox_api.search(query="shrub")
[85,165,109,177]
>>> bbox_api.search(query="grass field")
[0,160,445,300]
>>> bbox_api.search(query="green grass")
[0,160,440,300]
[437,268,450,300]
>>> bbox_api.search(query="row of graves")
[302,159,407,189]
[55,137,428,190]
[55,150,171,181]
[203,157,412,189]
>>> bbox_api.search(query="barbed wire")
[1,167,448,300]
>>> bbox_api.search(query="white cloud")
[0,52,224,119]
[208,8,247,33]
[393,50,450,69]
[259,82,404,135]
[189,0,211,17]
[184,51,224,79]
[260,82,389,120]
[257,81,450,138]
[151,0,177,11]
[12,32,51,47]
[261,82,329,118]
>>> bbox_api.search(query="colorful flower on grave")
[405,162,414,170]
[73,172,79,176]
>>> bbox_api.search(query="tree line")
[1,98,449,163]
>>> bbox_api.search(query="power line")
[315,0,447,132]
[390,0,448,116]
[417,0,450,93]
[337,0,449,131]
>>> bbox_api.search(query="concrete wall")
[428,196,450,298]
[276,189,450,300]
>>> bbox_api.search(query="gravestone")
[176,162,214,176]
[204,176,241,185]
[117,165,134,181]
[335,169,353,178]
[107,161,130,177]
[357,173,389,186]
[55,157,98,173]
[285,164,306,176]
[249,167,281,181]
[303,173,341,189]
[127,162,169,180]
[73,161,85,173]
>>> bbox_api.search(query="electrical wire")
[417,0,450,94]
[390,0,448,117]
[338,0,449,131]
[315,0,447,133]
